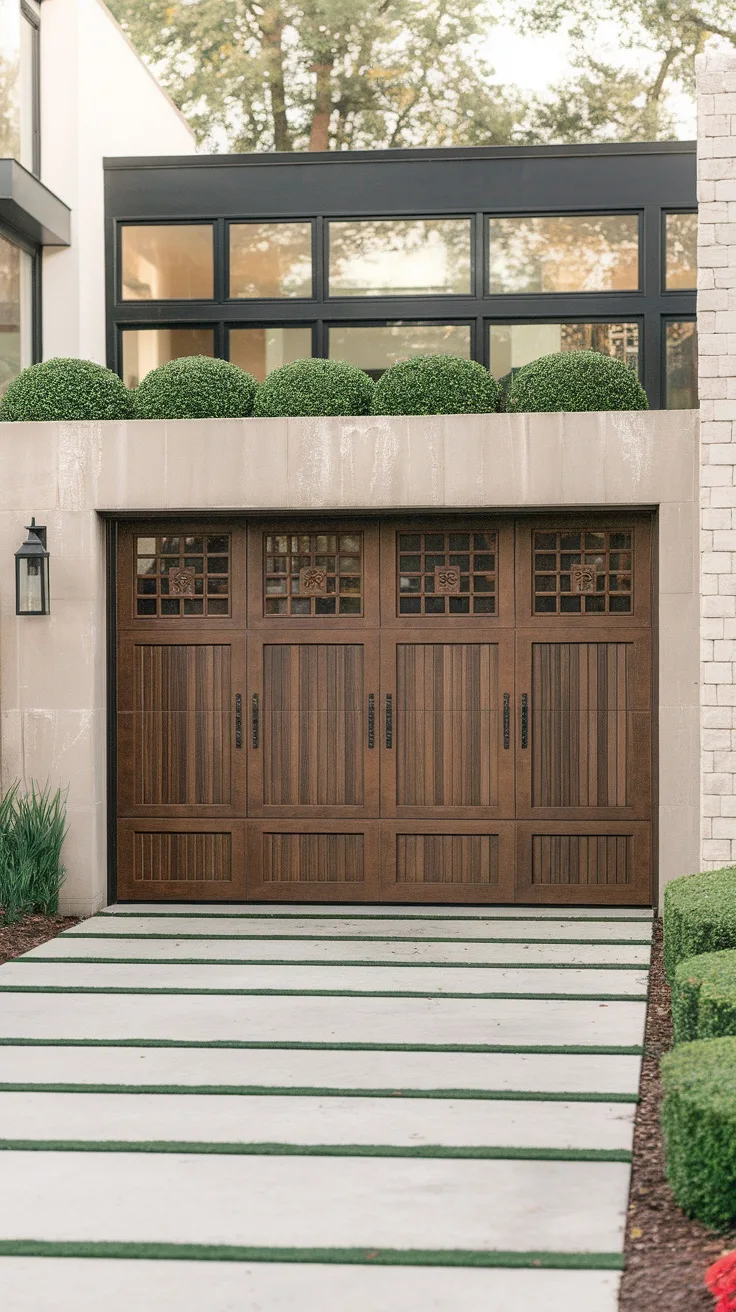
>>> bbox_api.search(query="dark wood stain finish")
[116,513,654,904]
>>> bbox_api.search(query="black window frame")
[117,218,218,305]
[0,218,41,369]
[487,314,646,383]
[325,213,475,301]
[661,314,698,410]
[226,217,317,303]
[662,209,698,294]
[485,210,644,298]
[20,0,41,178]
[225,321,317,375]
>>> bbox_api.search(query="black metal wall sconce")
[15,518,50,615]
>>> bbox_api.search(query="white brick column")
[698,47,736,867]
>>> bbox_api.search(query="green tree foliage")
[105,0,529,151]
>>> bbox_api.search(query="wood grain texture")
[262,832,364,883]
[133,830,233,883]
[531,834,631,886]
[396,834,499,885]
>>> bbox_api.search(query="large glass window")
[329,322,471,380]
[665,321,698,409]
[665,213,697,291]
[229,222,312,299]
[489,321,640,380]
[328,219,472,297]
[488,215,640,294]
[121,225,214,301]
[229,326,312,381]
[0,232,33,392]
[121,327,215,389]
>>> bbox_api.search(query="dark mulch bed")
[0,913,79,965]
[619,917,736,1310]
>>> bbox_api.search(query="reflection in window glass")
[488,215,639,293]
[0,234,33,393]
[19,10,38,171]
[229,223,312,298]
[489,322,640,382]
[329,323,471,380]
[665,213,697,290]
[121,225,214,300]
[329,219,471,296]
[121,327,215,389]
[229,327,313,381]
[665,321,698,409]
[0,0,20,159]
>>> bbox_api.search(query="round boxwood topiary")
[661,1035,736,1228]
[672,948,736,1043]
[664,867,736,981]
[0,357,134,421]
[132,356,257,420]
[253,358,374,418]
[371,355,501,416]
[506,350,649,414]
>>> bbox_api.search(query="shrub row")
[0,350,649,422]
[662,868,736,1229]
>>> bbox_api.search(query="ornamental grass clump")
[0,358,134,421]
[0,782,67,926]
[664,867,736,980]
[370,354,501,415]
[661,1036,736,1229]
[672,948,736,1043]
[506,349,649,413]
[132,356,258,420]
[253,358,374,417]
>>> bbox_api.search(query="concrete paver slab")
[104,902,653,919]
[24,935,652,965]
[0,991,648,1047]
[0,1090,636,1150]
[0,1258,622,1312]
[0,1152,631,1251]
[0,960,649,995]
[68,915,654,941]
[0,1044,644,1095]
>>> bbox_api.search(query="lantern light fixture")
[15,518,50,616]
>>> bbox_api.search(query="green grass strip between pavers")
[100,910,652,923]
[0,1139,632,1161]
[11,956,649,970]
[0,1083,639,1102]
[0,1037,644,1054]
[0,1240,625,1269]
[62,932,652,945]
[0,985,648,1001]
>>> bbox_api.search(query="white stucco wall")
[39,0,195,363]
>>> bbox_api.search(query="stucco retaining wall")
[0,410,699,914]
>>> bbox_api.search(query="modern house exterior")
[1,1,730,920]
[0,0,195,392]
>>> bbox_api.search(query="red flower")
[706,1253,736,1308]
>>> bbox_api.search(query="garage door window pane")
[121,327,215,389]
[489,322,640,382]
[665,213,697,290]
[229,223,312,298]
[488,215,639,293]
[329,323,471,380]
[229,327,312,382]
[329,219,471,296]
[665,321,698,409]
[121,226,214,300]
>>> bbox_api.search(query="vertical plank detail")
[133,831,232,883]
[396,834,498,884]
[262,833,364,882]
[531,834,632,885]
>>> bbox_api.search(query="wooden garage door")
[115,514,653,904]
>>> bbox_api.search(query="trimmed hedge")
[132,356,257,420]
[506,350,649,414]
[663,867,736,981]
[371,355,501,416]
[253,358,374,417]
[661,1036,736,1229]
[672,948,736,1043]
[0,358,134,421]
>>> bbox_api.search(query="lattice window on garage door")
[264,531,363,617]
[533,529,632,614]
[397,530,496,615]
[135,534,231,617]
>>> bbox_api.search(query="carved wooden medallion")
[168,566,196,596]
[434,565,462,595]
[299,565,328,596]
[570,563,598,594]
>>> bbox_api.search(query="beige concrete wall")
[0,410,699,913]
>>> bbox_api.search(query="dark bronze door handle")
[251,693,259,748]
[235,694,243,749]
[503,692,510,749]
[521,693,529,749]
[368,693,375,748]
[385,693,393,749]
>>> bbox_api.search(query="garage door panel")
[247,822,380,902]
[380,823,516,904]
[515,823,651,906]
[117,819,247,901]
